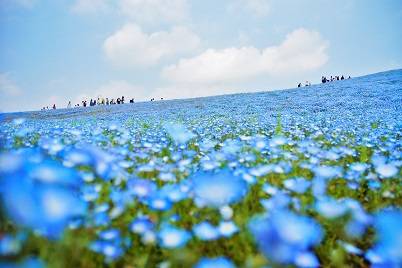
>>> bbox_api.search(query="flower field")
[0,69,401,268]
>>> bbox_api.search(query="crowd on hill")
[70,96,135,108]
[41,96,165,110]
[297,75,351,88]
[321,75,350,83]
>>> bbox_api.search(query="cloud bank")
[162,28,329,84]
[103,23,200,67]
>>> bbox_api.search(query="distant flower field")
[0,70,401,268]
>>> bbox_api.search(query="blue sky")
[1,0,401,112]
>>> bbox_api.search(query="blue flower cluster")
[0,69,401,267]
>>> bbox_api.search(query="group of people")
[41,104,57,110]
[298,81,312,87]
[66,96,136,109]
[42,96,166,111]
[297,75,351,88]
[321,75,350,83]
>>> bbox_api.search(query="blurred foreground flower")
[191,169,248,208]
[0,151,87,239]
[366,209,402,267]
[249,210,322,267]
[194,256,236,268]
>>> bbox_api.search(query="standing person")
[67,101,71,108]
[117,98,121,104]
[121,96,125,104]
[341,75,344,80]
[53,104,56,109]
[106,98,109,105]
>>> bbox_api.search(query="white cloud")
[103,23,200,67]
[162,28,329,84]
[118,0,188,24]
[71,0,110,14]
[0,73,22,96]
[229,0,271,17]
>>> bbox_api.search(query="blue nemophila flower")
[294,251,320,268]
[260,191,291,211]
[338,241,363,255]
[349,163,368,173]
[284,177,311,194]
[89,240,124,261]
[159,172,176,182]
[313,165,342,179]
[62,148,94,167]
[0,152,24,175]
[159,183,187,203]
[109,187,132,207]
[371,154,387,166]
[191,169,248,208]
[158,225,191,249]
[368,180,381,189]
[0,233,25,256]
[127,178,156,199]
[0,154,86,239]
[130,217,154,235]
[12,118,26,125]
[93,211,111,227]
[98,229,121,241]
[269,136,287,147]
[147,194,172,211]
[367,209,402,266]
[82,185,99,202]
[250,165,273,177]
[218,221,239,237]
[84,146,116,180]
[193,222,220,241]
[29,159,82,188]
[344,199,372,238]
[94,203,110,213]
[262,183,279,195]
[315,198,348,219]
[375,163,398,178]
[165,123,195,144]
[219,206,233,220]
[194,256,236,268]
[312,177,327,197]
[249,210,322,265]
